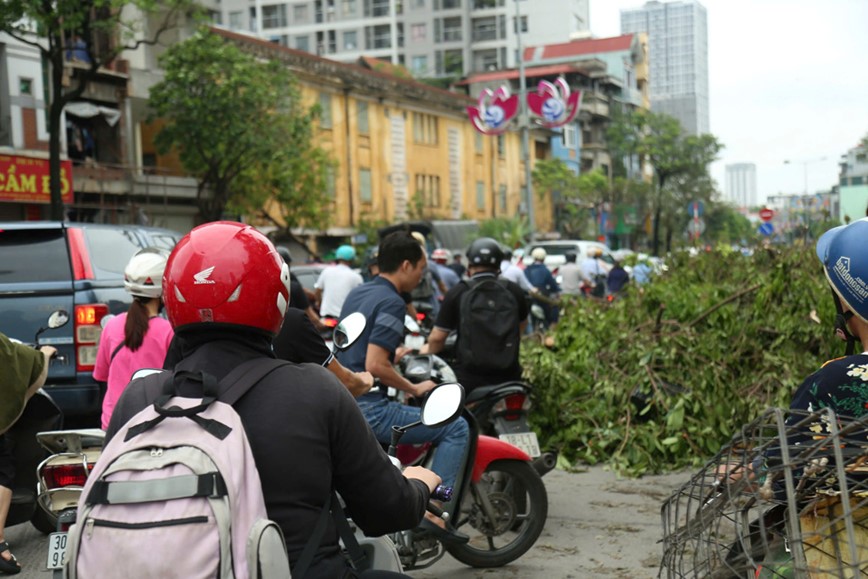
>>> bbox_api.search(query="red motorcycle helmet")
[162,221,290,335]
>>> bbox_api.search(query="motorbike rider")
[430,249,460,291]
[559,251,583,298]
[106,222,440,578]
[422,238,529,392]
[93,248,174,430]
[789,218,868,418]
[500,246,536,294]
[337,231,470,543]
[0,334,56,575]
[524,247,560,329]
[315,244,364,320]
[276,246,329,332]
[581,248,609,297]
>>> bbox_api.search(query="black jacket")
[107,330,428,578]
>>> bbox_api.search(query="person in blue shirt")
[337,231,470,543]
[606,261,630,295]
[524,248,561,329]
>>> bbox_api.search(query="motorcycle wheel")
[445,459,548,568]
[30,506,58,535]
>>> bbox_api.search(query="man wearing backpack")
[101,222,439,579]
[422,237,529,393]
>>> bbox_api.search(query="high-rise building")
[620,0,709,135]
[725,163,757,208]
[216,0,589,78]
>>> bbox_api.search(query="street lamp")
[783,156,827,196]
[514,0,534,240]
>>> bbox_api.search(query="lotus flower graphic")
[467,87,519,135]
[526,78,582,128]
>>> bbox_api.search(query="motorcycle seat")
[465,381,531,404]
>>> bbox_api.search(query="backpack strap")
[110,341,124,362]
[218,357,291,406]
[293,493,333,578]
[330,491,368,571]
[125,358,291,442]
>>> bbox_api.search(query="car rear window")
[84,227,146,277]
[0,228,72,282]
[533,244,577,256]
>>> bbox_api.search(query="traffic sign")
[687,218,706,237]
[759,208,775,222]
[759,222,774,236]
[687,201,704,218]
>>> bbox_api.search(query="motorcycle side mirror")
[35,309,71,343]
[130,368,165,381]
[47,310,70,329]
[404,314,421,334]
[100,314,116,329]
[333,312,366,351]
[420,382,465,428]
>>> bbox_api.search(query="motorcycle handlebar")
[431,485,453,503]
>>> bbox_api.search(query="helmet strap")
[831,288,857,356]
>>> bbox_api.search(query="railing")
[472,28,497,42]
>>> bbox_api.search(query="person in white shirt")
[500,247,535,294]
[315,245,364,318]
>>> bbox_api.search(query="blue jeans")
[358,397,469,488]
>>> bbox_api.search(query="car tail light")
[552,267,559,275]
[416,312,427,322]
[67,227,94,280]
[493,393,531,421]
[323,317,338,328]
[75,304,109,371]
[42,463,94,489]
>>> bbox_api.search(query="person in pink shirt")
[93,248,173,429]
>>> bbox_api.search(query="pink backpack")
[64,360,292,579]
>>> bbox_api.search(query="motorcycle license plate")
[47,532,68,570]
[404,334,425,350]
[499,432,541,458]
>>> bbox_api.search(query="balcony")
[442,29,462,42]
[583,95,610,118]
[472,28,497,42]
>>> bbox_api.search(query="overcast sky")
[588,0,868,204]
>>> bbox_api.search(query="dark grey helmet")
[466,237,504,267]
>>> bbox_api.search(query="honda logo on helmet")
[193,266,217,285]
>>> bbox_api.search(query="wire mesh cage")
[660,407,868,578]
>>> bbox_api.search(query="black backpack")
[457,277,520,372]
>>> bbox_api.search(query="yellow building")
[211,28,552,247]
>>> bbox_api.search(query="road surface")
[5,466,689,578]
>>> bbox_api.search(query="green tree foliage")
[521,245,839,476]
[477,216,532,249]
[703,202,753,245]
[607,110,723,255]
[148,29,333,224]
[0,0,196,220]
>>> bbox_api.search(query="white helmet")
[124,247,170,298]
[531,247,547,261]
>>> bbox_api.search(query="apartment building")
[218,0,589,78]
[620,0,709,135]
[724,163,757,209]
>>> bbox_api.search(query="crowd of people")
[6,216,868,576]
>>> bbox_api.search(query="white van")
[522,240,616,273]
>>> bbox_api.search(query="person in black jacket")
[107,222,438,579]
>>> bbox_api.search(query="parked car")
[522,240,616,273]
[0,221,182,423]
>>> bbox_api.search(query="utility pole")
[515,0,534,240]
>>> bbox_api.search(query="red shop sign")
[0,154,73,204]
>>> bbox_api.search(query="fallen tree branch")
[687,283,762,328]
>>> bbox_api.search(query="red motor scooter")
[391,406,548,569]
